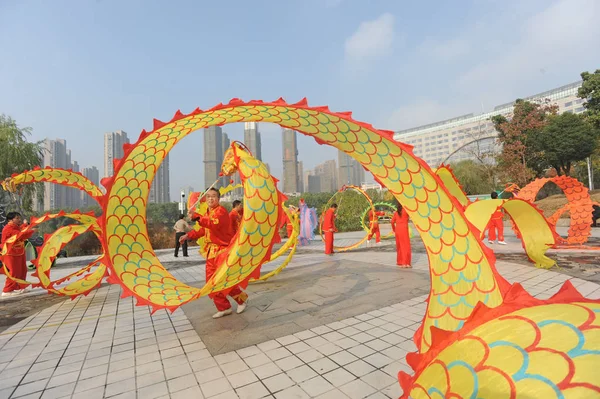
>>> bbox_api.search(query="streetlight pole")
[587,157,594,191]
[179,189,186,214]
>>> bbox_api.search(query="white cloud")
[419,38,470,61]
[344,13,395,60]
[384,0,600,131]
[457,0,600,95]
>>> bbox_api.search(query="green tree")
[578,69,600,129]
[534,113,599,176]
[448,160,496,195]
[492,99,558,186]
[0,115,43,211]
[146,202,180,226]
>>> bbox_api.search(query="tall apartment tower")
[69,159,82,209]
[81,166,100,207]
[104,130,129,178]
[42,138,82,210]
[338,150,365,188]
[282,128,300,193]
[313,160,337,193]
[149,154,171,203]
[297,161,304,193]
[244,122,262,161]
[204,126,223,189]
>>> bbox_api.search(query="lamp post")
[179,190,186,214]
[587,157,594,191]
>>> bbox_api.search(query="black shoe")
[174,255,178,257]
[183,255,189,257]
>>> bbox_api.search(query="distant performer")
[279,205,297,239]
[391,203,411,268]
[367,208,386,246]
[487,191,506,245]
[298,199,317,246]
[322,204,338,255]
[173,214,190,257]
[179,188,248,318]
[230,200,243,234]
[1,212,34,296]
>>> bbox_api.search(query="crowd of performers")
[1,190,509,306]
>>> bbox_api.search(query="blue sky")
[1,0,599,199]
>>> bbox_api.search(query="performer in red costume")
[1,212,34,296]
[367,208,386,246]
[487,191,506,245]
[180,188,249,318]
[229,200,243,234]
[391,204,411,268]
[322,204,337,255]
[279,205,297,238]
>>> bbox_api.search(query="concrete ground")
[0,226,599,399]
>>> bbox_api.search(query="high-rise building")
[282,128,300,194]
[149,154,170,203]
[297,161,304,193]
[42,138,82,211]
[394,81,585,167]
[221,133,231,188]
[307,175,321,193]
[244,122,262,161]
[204,126,223,189]
[104,130,129,178]
[313,160,337,193]
[69,159,82,209]
[81,166,100,208]
[338,150,365,188]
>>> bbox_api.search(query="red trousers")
[324,231,334,254]
[2,254,27,293]
[368,224,381,243]
[487,219,504,241]
[207,251,247,311]
[395,230,411,266]
[286,225,293,238]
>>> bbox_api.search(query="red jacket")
[322,208,337,232]
[368,210,385,226]
[1,222,33,256]
[229,209,242,234]
[187,205,234,254]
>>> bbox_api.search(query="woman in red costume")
[367,208,386,246]
[322,204,337,255]
[1,212,34,296]
[180,188,249,318]
[391,203,411,268]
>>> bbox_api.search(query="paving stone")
[262,372,295,393]
[299,376,335,397]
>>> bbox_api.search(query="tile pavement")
[1,226,600,398]
[0,251,599,398]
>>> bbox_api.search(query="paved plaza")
[0,227,599,399]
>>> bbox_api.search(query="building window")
[575,107,585,113]
[564,101,573,107]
